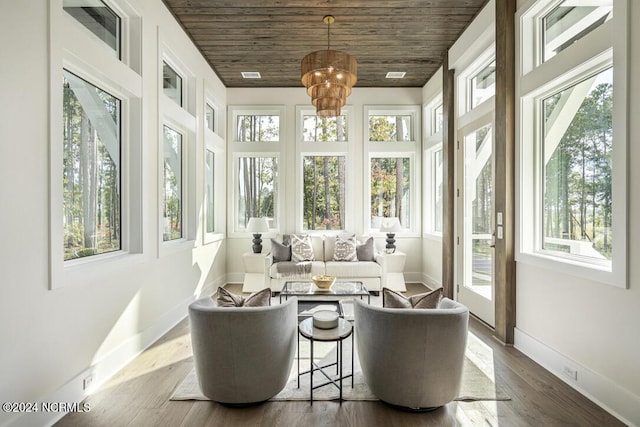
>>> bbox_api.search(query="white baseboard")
[3,296,194,427]
[420,272,441,289]
[514,327,639,427]
[225,272,244,284]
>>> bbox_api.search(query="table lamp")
[246,217,269,253]
[379,217,402,253]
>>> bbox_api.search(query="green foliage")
[543,78,613,259]
[63,73,121,260]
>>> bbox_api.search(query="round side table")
[297,317,353,404]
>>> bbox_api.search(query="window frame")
[203,92,225,245]
[366,106,419,144]
[423,95,444,239]
[228,105,284,237]
[295,106,355,235]
[457,47,496,117]
[516,0,628,288]
[364,105,421,237]
[49,0,143,289]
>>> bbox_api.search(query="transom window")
[470,60,496,109]
[63,70,121,260]
[369,115,413,142]
[542,0,612,63]
[302,115,347,142]
[63,0,120,58]
[205,104,215,132]
[236,115,280,142]
[163,62,182,107]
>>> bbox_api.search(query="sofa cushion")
[291,234,315,262]
[271,238,291,262]
[325,260,381,278]
[333,235,358,261]
[216,287,271,307]
[382,287,443,309]
[269,261,325,279]
[356,236,375,261]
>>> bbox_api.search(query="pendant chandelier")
[301,15,357,117]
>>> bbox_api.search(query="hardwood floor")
[56,286,624,427]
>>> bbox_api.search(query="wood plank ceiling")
[162,0,488,88]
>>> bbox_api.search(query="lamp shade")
[379,217,402,233]
[246,217,269,233]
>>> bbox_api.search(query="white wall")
[225,87,425,283]
[511,1,640,425]
[0,2,227,426]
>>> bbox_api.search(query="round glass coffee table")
[297,317,353,404]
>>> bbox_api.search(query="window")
[542,1,612,63]
[163,61,182,107]
[432,103,443,135]
[162,126,182,241]
[229,106,283,234]
[237,156,277,229]
[296,106,353,233]
[205,149,215,234]
[365,105,420,234]
[518,0,627,286]
[63,0,120,58]
[205,103,215,132]
[370,157,411,228]
[470,60,496,109]
[369,115,413,142]
[236,115,279,142]
[541,67,612,263]
[303,155,346,230]
[303,115,347,142]
[62,70,121,260]
[432,148,444,234]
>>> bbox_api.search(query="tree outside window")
[237,156,277,229]
[63,70,121,260]
[370,157,410,228]
[542,67,613,261]
[369,115,412,141]
[163,126,182,241]
[303,156,345,230]
[237,115,279,142]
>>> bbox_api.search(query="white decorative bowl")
[313,310,339,329]
[312,275,336,289]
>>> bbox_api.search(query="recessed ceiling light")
[386,72,406,79]
[241,71,261,79]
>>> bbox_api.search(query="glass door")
[457,121,495,326]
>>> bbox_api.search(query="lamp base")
[252,234,263,254]
[385,233,396,254]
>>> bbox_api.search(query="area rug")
[170,337,510,402]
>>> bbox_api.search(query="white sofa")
[265,235,393,294]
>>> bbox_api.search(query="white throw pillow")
[333,235,357,261]
[291,234,315,262]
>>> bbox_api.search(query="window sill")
[51,251,145,290]
[515,251,625,289]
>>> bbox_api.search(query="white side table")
[242,252,267,293]
[380,251,406,292]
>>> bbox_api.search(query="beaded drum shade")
[301,16,357,117]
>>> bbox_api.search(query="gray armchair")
[353,297,469,410]
[188,296,298,405]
